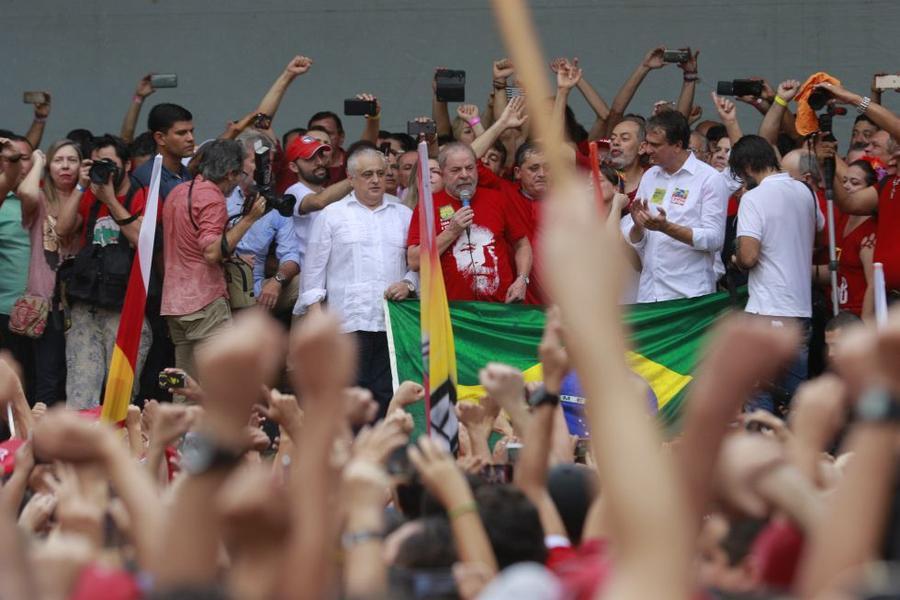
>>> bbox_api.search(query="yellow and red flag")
[101,155,162,423]
[415,141,459,452]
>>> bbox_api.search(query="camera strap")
[187,177,232,258]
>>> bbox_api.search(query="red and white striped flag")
[101,155,162,423]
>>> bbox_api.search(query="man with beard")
[283,134,352,268]
[407,142,531,303]
[731,135,823,412]
[607,116,647,200]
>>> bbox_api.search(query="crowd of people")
[1,41,900,599]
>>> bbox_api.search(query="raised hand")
[776,79,802,103]
[354,92,380,117]
[388,381,425,411]
[642,46,667,70]
[538,306,570,392]
[150,403,195,449]
[549,57,572,74]
[498,95,528,129]
[457,104,480,122]
[492,58,515,81]
[479,363,526,415]
[711,92,737,123]
[408,436,473,509]
[255,388,303,436]
[677,48,699,74]
[556,62,583,91]
[352,418,408,466]
[135,75,155,99]
[32,92,52,119]
[285,55,313,78]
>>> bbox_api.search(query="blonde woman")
[16,139,85,405]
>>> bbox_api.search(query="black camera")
[434,68,466,102]
[249,141,296,217]
[343,98,378,116]
[158,370,185,390]
[716,79,764,97]
[663,49,690,63]
[407,120,436,138]
[807,87,832,112]
[88,158,119,185]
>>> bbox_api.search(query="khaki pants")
[261,275,300,317]
[166,297,231,401]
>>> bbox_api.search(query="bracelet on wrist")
[365,112,381,120]
[467,117,481,127]
[114,213,138,226]
[448,501,478,520]
[773,95,788,108]
[133,95,144,104]
[33,115,47,123]
[75,183,86,193]
[856,96,871,114]
[683,73,699,82]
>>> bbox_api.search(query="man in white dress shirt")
[296,147,416,417]
[622,111,730,302]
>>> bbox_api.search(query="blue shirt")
[132,158,190,200]
[226,188,300,295]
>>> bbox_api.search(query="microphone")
[459,188,473,237]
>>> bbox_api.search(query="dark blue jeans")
[746,317,811,415]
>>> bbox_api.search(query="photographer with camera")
[225,132,300,316]
[53,134,152,409]
[161,140,266,386]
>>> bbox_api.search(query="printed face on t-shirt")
[452,224,499,296]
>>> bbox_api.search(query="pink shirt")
[23,199,61,301]
[161,178,228,316]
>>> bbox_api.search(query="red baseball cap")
[286,135,331,162]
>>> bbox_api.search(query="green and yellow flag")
[386,291,742,434]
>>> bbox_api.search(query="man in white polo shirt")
[731,134,824,413]
[622,111,730,302]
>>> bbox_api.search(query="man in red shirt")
[477,142,549,304]
[823,81,900,295]
[406,142,532,303]
[161,140,266,386]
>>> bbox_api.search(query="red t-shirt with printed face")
[834,215,877,316]
[407,185,528,302]
[875,176,900,290]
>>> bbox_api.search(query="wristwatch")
[854,387,900,423]
[274,272,287,285]
[403,279,416,294]
[517,274,530,285]
[528,384,560,408]
[181,432,244,476]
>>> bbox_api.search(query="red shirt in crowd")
[76,187,155,246]
[476,164,546,304]
[875,175,900,290]
[407,185,528,303]
[835,215,877,316]
[161,178,228,316]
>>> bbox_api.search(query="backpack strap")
[84,195,103,245]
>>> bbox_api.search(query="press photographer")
[225,131,300,317]
[55,134,152,410]
[161,139,266,389]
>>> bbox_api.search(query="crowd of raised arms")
[1,38,900,600]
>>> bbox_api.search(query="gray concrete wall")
[3,0,897,147]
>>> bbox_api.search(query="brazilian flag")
[386,291,743,434]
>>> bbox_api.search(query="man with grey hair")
[296,147,416,417]
[608,117,647,199]
[407,142,532,303]
[162,139,266,384]
[225,131,300,316]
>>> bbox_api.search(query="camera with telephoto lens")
[88,158,119,185]
[716,79,764,97]
[248,141,295,217]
